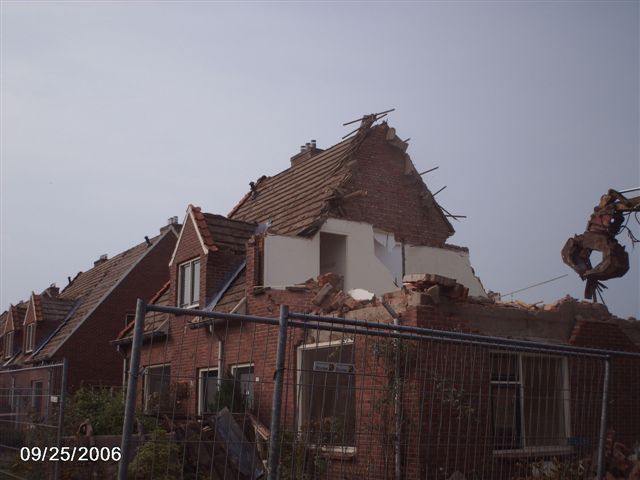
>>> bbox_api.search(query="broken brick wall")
[340,123,452,248]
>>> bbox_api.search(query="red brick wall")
[55,231,177,391]
[341,124,453,247]
[128,245,640,480]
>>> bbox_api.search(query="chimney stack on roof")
[43,284,59,298]
[290,139,324,167]
[94,254,108,267]
[160,216,181,234]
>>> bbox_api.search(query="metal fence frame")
[0,359,68,480]
[118,298,640,480]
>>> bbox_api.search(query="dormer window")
[4,331,14,359]
[178,258,200,307]
[25,324,36,353]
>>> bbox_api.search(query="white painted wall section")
[405,245,487,297]
[263,234,319,287]
[320,218,398,294]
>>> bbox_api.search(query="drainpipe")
[211,298,246,387]
[382,300,403,480]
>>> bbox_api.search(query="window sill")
[310,445,356,460]
[492,446,573,458]
[178,303,200,310]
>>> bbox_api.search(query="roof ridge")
[31,229,172,361]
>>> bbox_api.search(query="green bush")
[63,388,125,435]
[63,388,156,436]
[128,428,180,480]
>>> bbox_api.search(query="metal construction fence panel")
[0,360,67,480]
[118,300,640,480]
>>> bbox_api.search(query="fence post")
[118,298,147,480]
[596,357,610,479]
[268,304,289,480]
[53,358,68,480]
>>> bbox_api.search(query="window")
[31,381,43,413]
[144,365,171,414]
[491,353,570,452]
[297,341,356,448]
[231,364,255,410]
[178,258,200,307]
[4,331,14,359]
[25,324,35,353]
[198,368,218,415]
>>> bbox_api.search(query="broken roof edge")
[30,227,177,362]
[227,117,382,225]
[111,319,169,346]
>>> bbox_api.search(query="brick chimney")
[290,139,324,166]
[160,216,181,234]
[94,254,108,267]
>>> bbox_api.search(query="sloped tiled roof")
[6,303,28,332]
[212,270,245,313]
[202,214,257,254]
[114,282,171,344]
[0,310,8,337]
[30,233,167,361]
[40,295,76,324]
[228,135,357,236]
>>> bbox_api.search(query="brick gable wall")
[55,232,176,391]
[341,124,452,247]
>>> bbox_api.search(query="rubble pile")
[172,408,265,480]
[402,273,469,303]
[598,430,640,480]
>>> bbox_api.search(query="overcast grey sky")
[1,1,639,319]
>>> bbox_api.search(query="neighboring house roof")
[202,213,257,254]
[30,230,174,362]
[170,206,257,265]
[39,295,76,324]
[3,302,28,334]
[0,310,8,338]
[113,282,171,345]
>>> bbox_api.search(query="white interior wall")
[263,218,486,298]
[405,245,487,297]
[373,230,403,287]
[263,234,319,286]
[320,218,398,294]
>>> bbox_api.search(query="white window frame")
[25,324,35,353]
[198,367,219,415]
[4,331,14,359]
[178,257,201,308]
[230,363,255,409]
[491,352,572,456]
[296,338,356,455]
[143,364,171,414]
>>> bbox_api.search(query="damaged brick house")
[0,222,179,420]
[114,118,640,479]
